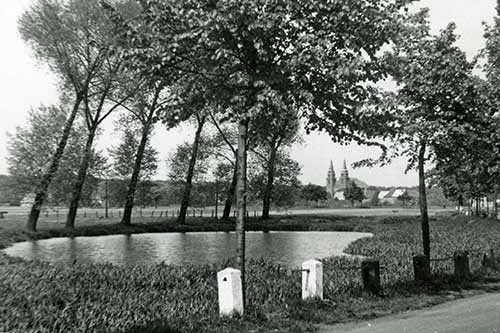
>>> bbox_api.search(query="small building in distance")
[378,188,408,204]
[326,160,369,200]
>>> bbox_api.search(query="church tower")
[339,159,349,187]
[326,160,336,198]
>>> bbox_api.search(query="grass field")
[1,212,500,332]
[0,205,454,217]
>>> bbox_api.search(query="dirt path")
[321,292,500,332]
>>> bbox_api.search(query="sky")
[0,0,497,187]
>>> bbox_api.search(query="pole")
[215,180,219,219]
[105,178,109,219]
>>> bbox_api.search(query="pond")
[3,231,372,268]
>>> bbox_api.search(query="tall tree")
[208,113,239,220]
[112,0,415,311]
[250,105,300,219]
[19,0,110,231]
[386,16,483,259]
[167,134,213,208]
[176,114,207,223]
[114,87,163,226]
[64,1,137,228]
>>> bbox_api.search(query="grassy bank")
[1,214,500,332]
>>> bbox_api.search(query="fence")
[28,208,266,220]
[217,249,498,317]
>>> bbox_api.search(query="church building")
[326,160,369,200]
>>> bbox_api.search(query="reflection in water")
[3,231,372,268]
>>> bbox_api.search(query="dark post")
[361,259,381,294]
[84,211,87,218]
[215,179,219,219]
[413,255,431,282]
[482,249,496,270]
[454,251,470,280]
[105,178,109,219]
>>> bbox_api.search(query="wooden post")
[454,251,470,280]
[361,259,381,294]
[482,249,496,270]
[413,255,431,282]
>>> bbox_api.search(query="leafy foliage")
[108,116,159,181]
[343,181,366,207]
[6,106,105,206]
[248,151,302,208]
[300,184,328,207]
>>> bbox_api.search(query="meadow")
[1,213,500,332]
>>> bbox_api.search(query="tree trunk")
[65,126,97,228]
[178,116,206,224]
[121,114,155,226]
[495,187,498,217]
[418,140,430,258]
[235,117,248,311]
[26,96,83,232]
[261,146,277,220]
[105,178,109,219]
[222,157,238,220]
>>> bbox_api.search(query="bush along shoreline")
[2,214,500,332]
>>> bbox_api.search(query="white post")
[302,259,323,300]
[217,268,243,317]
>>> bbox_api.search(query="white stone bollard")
[217,267,243,317]
[302,259,323,300]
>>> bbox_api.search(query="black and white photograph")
[1,0,500,332]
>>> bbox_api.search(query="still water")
[3,231,372,268]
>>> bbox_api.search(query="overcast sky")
[0,0,496,186]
